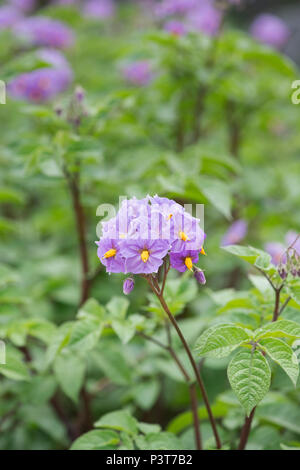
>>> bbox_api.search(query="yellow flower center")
[179,231,189,241]
[141,250,150,263]
[103,248,117,259]
[185,257,193,271]
[168,214,173,219]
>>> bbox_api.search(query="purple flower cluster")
[14,16,74,49]
[0,6,22,30]
[83,0,115,19]
[122,61,153,87]
[265,231,300,266]
[96,196,206,278]
[250,14,289,50]
[8,48,73,102]
[155,0,197,18]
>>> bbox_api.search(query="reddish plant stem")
[67,173,90,306]
[138,330,202,450]
[147,276,221,449]
[239,273,284,449]
[238,407,256,450]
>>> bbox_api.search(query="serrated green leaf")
[259,337,299,386]
[194,324,251,358]
[255,320,300,341]
[228,349,271,415]
[71,430,119,450]
[222,245,271,271]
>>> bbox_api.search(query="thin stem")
[66,172,90,307]
[139,329,202,449]
[238,407,256,450]
[146,276,221,449]
[279,296,291,316]
[272,285,283,322]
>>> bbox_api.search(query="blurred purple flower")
[164,20,186,36]
[155,0,197,18]
[285,230,300,255]
[264,242,286,266]
[123,61,153,86]
[8,68,72,102]
[250,14,289,50]
[14,16,75,49]
[83,0,115,19]
[186,2,222,36]
[8,49,73,102]
[221,220,248,247]
[9,0,35,12]
[0,6,22,30]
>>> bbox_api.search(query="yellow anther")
[141,250,150,263]
[168,214,173,219]
[103,248,117,259]
[185,257,193,271]
[179,231,189,241]
[200,247,206,256]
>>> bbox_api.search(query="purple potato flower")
[250,14,289,50]
[97,196,206,277]
[164,20,186,36]
[14,16,75,49]
[122,61,153,87]
[221,219,248,247]
[185,1,222,37]
[96,238,126,273]
[0,6,22,30]
[83,0,115,19]
[121,239,170,274]
[170,250,199,273]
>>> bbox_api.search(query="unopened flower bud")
[194,269,206,285]
[291,268,298,277]
[123,277,135,295]
[75,85,85,102]
[278,267,287,279]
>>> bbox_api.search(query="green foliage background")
[0,1,300,450]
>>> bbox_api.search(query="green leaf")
[71,430,119,450]
[138,422,161,435]
[77,298,106,320]
[194,324,252,358]
[255,320,300,341]
[222,245,271,270]
[111,319,135,344]
[135,432,183,450]
[53,352,85,403]
[132,379,160,410]
[94,410,138,435]
[228,348,271,415]
[200,178,232,219]
[68,318,103,352]
[257,403,300,435]
[288,281,300,306]
[0,347,30,381]
[259,338,299,386]
[106,297,129,320]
